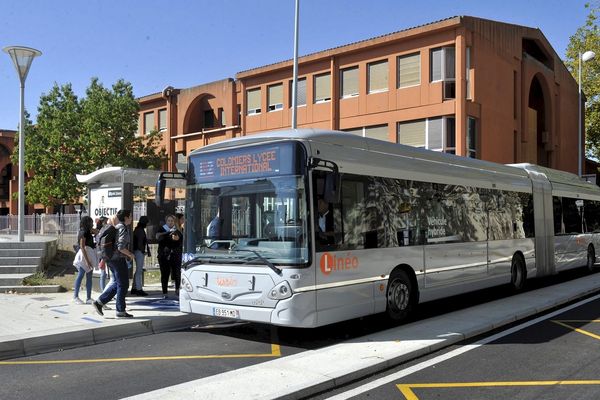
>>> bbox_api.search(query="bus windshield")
[183,142,309,266]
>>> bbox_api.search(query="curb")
[0,314,204,361]
[0,285,64,294]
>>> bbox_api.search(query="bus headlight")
[181,276,193,292]
[268,281,293,300]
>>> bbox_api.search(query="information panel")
[90,187,121,218]
[189,143,301,184]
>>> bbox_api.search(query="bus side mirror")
[324,172,341,204]
[155,178,166,207]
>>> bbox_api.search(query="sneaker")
[72,297,84,305]
[85,298,94,304]
[136,290,149,297]
[162,294,169,299]
[92,301,104,316]
[116,312,134,319]
[130,289,139,296]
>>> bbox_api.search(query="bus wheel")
[510,255,526,291]
[386,270,413,322]
[587,245,596,272]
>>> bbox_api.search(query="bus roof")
[190,129,599,194]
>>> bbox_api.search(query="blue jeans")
[133,250,145,290]
[98,258,129,313]
[99,268,108,292]
[73,268,92,300]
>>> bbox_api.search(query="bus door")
[313,171,374,325]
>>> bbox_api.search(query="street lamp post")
[3,46,41,242]
[578,50,595,177]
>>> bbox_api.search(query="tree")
[14,78,168,207]
[565,2,600,161]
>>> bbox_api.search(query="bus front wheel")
[386,270,414,322]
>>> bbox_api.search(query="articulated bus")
[176,129,600,327]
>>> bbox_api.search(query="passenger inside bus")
[317,196,335,246]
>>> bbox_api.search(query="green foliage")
[13,78,168,207]
[565,2,600,161]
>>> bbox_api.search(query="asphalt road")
[310,294,600,400]
[0,267,596,400]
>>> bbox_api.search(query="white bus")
[177,129,600,327]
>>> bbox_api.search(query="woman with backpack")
[73,216,97,304]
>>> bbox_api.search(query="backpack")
[98,225,117,261]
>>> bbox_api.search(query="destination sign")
[189,143,303,184]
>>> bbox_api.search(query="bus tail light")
[268,281,293,300]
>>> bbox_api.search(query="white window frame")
[158,108,167,132]
[289,77,307,107]
[367,60,389,94]
[314,73,331,104]
[246,88,261,116]
[340,66,359,98]
[397,116,455,153]
[144,111,154,135]
[267,84,284,112]
[397,52,421,89]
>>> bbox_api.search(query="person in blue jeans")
[92,209,135,319]
[131,215,150,296]
[73,216,97,305]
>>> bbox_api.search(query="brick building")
[0,16,593,212]
[139,16,589,195]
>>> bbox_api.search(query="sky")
[0,0,592,130]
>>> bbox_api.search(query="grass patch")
[144,270,161,285]
[22,271,51,286]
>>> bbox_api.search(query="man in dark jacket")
[92,209,135,318]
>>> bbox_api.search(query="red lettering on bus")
[319,252,359,276]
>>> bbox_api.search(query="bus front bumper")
[181,292,317,327]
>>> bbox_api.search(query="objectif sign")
[319,252,359,276]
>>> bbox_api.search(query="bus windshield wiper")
[232,248,282,275]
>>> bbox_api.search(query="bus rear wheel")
[510,254,526,291]
[587,245,596,272]
[386,270,414,322]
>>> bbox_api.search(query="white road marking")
[326,292,600,400]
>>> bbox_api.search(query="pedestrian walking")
[72,216,97,304]
[92,209,135,318]
[156,214,182,299]
[131,216,150,296]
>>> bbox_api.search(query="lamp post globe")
[3,46,42,242]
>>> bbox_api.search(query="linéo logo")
[320,252,359,275]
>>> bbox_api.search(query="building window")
[430,47,455,99]
[237,104,241,124]
[344,124,388,141]
[467,117,477,158]
[314,73,331,103]
[398,53,420,88]
[289,77,307,107]
[268,84,283,111]
[466,47,471,100]
[218,108,226,127]
[158,108,167,131]
[368,60,388,93]
[247,88,261,115]
[204,110,214,128]
[340,66,359,98]
[144,111,154,135]
[397,116,456,153]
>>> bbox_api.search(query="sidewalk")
[0,284,207,360]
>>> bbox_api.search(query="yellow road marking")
[551,320,600,341]
[0,344,282,366]
[397,380,600,400]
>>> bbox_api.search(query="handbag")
[73,246,97,273]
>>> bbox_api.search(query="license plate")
[213,307,239,319]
